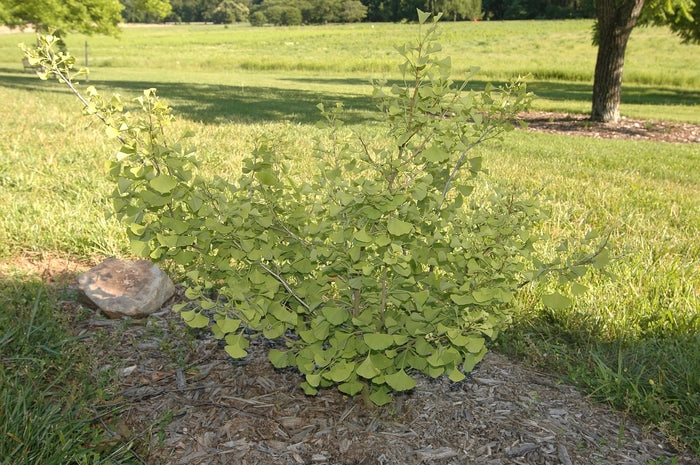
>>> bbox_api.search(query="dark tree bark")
[591,0,645,122]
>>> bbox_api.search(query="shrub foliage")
[22,11,608,405]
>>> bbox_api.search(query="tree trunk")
[591,0,645,122]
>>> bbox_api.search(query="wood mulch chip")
[65,286,698,465]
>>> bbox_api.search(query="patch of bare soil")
[0,253,101,284]
[60,287,697,465]
[518,111,700,144]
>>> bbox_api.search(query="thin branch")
[259,178,310,248]
[257,262,310,311]
[358,136,376,166]
[49,68,128,145]
[440,126,496,204]
[380,267,388,327]
[518,231,612,288]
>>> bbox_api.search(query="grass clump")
[487,134,699,455]
[0,278,134,464]
[501,316,699,454]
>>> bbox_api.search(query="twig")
[257,262,310,311]
[53,70,127,145]
[518,230,612,288]
[440,126,495,204]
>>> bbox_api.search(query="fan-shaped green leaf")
[353,228,373,243]
[542,292,572,310]
[325,360,356,383]
[447,368,466,382]
[322,306,349,325]
[356,356,380,379]
[450,293,473,305]
[215,317,240,334]
[301,382,318,396]
[369,387,392,406]
[384,370,416,391]
[364,333,395,350]
[387,218,413,236]
[306,373,321,387]
[268,349,289,369]
[149,174,177,194]
[255,170,277,186]
[180,310,209,328]
[338,380,364,396]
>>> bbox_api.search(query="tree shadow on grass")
[114,80,381,125]
[2,67,698,125]
[526,80,700,107]
[0,68,380,125]
[283,76,700,108]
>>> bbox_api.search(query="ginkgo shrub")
[22,11,608,405]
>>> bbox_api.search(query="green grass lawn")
[1,20,698,121]
[0,20,698,460]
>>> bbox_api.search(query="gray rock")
[77,258,175,319]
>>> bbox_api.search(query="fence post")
[85,41,89,82]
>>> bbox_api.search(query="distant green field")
[1,20,698,121]
[0,20,698,458]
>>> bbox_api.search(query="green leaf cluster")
[3,0,123,36]
[23,11,609,405]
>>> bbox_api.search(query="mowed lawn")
[0,19,698,457]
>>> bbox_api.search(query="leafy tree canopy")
[209,0,249,24]
[481,0,594,20]
[0,0,174,34]
[249,0,367,25]
[120,0,173,23]
[0,0,124,35]
[592,0,700,45]
[640,0,700,43]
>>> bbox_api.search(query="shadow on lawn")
[283,76,700,107]
[0,67,379,125]
[1,67,698,125]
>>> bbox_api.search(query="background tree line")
[119,0,597,25]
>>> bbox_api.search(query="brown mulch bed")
[64,287,698,465]
[518,111,700,144]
